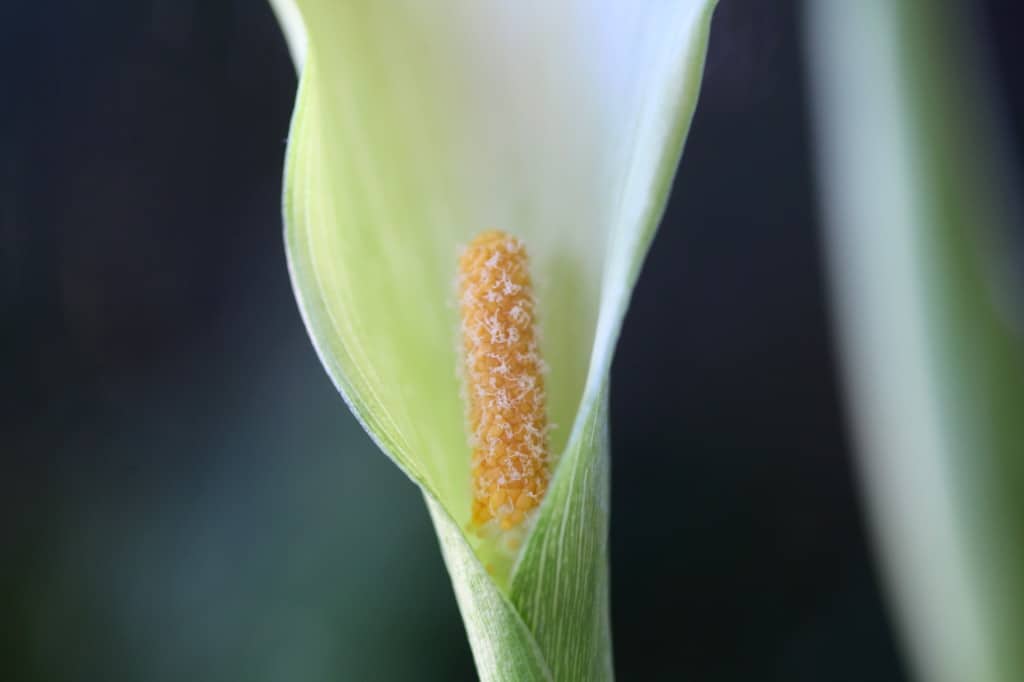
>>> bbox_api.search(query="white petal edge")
[267,0,306,72]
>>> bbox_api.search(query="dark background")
[3,2,1022,681]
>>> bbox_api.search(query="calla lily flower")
[268,1,717,679]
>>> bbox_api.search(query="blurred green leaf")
[806,2,1024,680]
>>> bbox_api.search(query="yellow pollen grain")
[458,230,549,534]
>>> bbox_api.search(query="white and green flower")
[268,2,717,679]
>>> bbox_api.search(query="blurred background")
[3,2,1022,681]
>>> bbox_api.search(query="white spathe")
[271,2,716,679]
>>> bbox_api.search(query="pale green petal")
[279,1,716,678]
[807,2,1024,681]
[510,388,613,681]
[427,497,554,682]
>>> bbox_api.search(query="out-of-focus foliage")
[4,328,472,682]
[807,2,1024,680]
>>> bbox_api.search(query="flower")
[269,1,717,679]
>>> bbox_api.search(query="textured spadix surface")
[271,1,717,679]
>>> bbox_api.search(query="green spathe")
[270,2,717,679]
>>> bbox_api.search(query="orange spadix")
[458,230,550,535]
